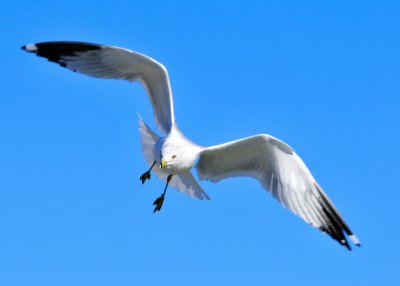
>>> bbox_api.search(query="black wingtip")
[21,41,103,66]
[21,43,38,53]
[21,45,31,52]
[313,183,361,251]
[339,238,352,251]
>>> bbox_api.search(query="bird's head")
[159,145,181,169]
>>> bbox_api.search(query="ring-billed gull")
[22,41,361,250]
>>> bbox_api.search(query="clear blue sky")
[2,1,399,285]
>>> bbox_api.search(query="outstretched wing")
[138,116,209,200]
[195,134,360,250]
[22,41,175,134]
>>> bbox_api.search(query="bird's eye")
[172,155,176,159]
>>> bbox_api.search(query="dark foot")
[153,194,165,213]
[139,171,151,184]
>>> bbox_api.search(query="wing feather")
[22,41,175,134]
[195,134,360,249]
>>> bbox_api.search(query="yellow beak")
[160,160,167,168]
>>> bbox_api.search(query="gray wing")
[195,134,360,250]
[22,41,175,134]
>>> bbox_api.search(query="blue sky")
[2,0,400,285]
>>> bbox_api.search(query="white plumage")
[22,41,360,250]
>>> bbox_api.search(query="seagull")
[22,41,361,250]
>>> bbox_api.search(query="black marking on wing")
[21,41,102,68]
[314,183,358,250]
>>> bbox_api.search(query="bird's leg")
[153,174,172,213]
[139,161,156,184]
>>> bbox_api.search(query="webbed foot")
[139,171,151,184]
[139,161,156,184]
[153,194,165,213]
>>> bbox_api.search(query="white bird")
[22,41,361,250]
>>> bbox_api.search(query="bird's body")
[22,41,361,250]
[156,128,202,174]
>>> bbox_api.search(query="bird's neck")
[166,127,204,157]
